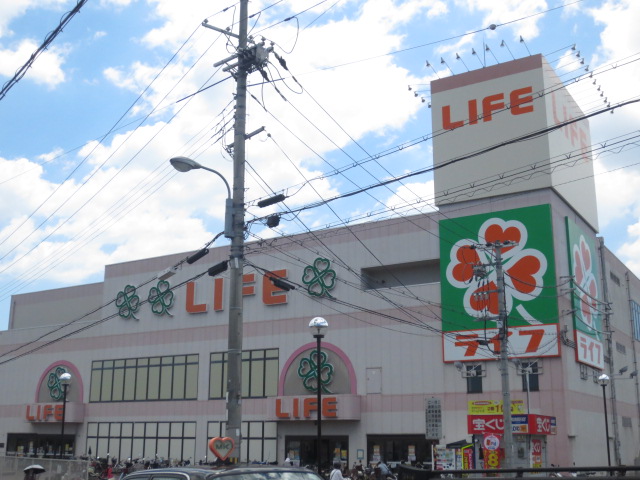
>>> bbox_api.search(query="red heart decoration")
[484,224,521,253]
[209,436,235,461]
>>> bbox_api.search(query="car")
[122,465,325,480]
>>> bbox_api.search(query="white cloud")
[453,0,548,40]
[0,39,67,86]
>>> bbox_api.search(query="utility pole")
[474,241,515,470]
[225,0,248,462]
[202,0,272,462]
[493,241,514,471]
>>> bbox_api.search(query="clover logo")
[302,257,336,297]
[47,366,67,401]
[116,285,140,320]
[298,349,334,394]
[148,280,174,316]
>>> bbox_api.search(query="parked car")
[123,465,324,480]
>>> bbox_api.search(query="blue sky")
[0,0,639,330]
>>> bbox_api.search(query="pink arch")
[35,361,84,403]
[278,342,357,396]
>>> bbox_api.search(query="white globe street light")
[309,317,328,472]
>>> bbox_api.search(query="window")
[466,364,483,393]
[579,363,589,380]
[208,421,277,463]
[632,300,640,341]
[519,360,540,392]
[90,355,198,402]
[209,349,278,399]
[86,421,196,461]
[610,271,621,286]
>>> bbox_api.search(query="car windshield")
[212,472,322,480]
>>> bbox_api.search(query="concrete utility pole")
[226,0,249,463]
[493,241,514,470]
[474,241,515,470]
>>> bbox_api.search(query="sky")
[0,0,639,331]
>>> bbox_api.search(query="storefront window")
[367,435,432,466]
[86,421,196,461]
[209,348,278,399]
[89,355,198,402]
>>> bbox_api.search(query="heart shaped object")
[208,436,235,461]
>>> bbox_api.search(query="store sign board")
[25,402,84,423]
[268,394,361,421]
[565,217,604,369]
[468,414,528,434]
[467,414,556,435]
[425,397,442,440]
[439,205,560,361]
[468,399,525,415]
[430,54,598,231]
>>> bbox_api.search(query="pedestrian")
[377,461,391,480]
[330,461,348,480]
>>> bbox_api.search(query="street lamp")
[170,156,243,459]
[597,373,611,466]
[170,157,233,238]
[59,372,72,459]
[309,317,328,473]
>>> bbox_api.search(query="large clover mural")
[445,218,548,324]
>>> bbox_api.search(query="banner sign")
[482,434,502,469]
[468,414,556,435]
[468,399,525,415]
[440,205,559,361]
[468,414,528,434]
[565,217,604,369]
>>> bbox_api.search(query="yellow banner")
[468,400,525,415]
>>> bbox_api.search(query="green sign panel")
[439,204,559,361]
[565,217,604,369]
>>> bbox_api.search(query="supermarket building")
[1,54,639,468]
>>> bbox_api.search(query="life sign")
[441,86,534,130]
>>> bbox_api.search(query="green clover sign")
[302,257,336,297]
[116,284,140,320]
[47,366,67,401]
[148,280,174,316]
[298,349,334,394]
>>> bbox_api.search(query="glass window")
[90,354,198,403]
[466,365,483,394]
[207,421,277,464]
[209,349,279,399]
[521,361,540,392]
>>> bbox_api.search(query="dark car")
[123,465,324,480]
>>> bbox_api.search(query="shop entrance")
[285,436,349,471]
[367,435,432,467]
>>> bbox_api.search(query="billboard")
[440,204,559,362]
[431,54,598,231]
[565,217,604,369]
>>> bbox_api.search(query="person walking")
[330,461,348,480]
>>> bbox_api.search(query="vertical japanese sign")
[565,218,604,369]
[440,204,560,361]
[531,438,543,468]
[426,397,442,440]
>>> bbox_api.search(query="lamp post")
[309,317,328,473]
[598,373,611,466]
[59,372,72,459]
[170,156,243,459]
